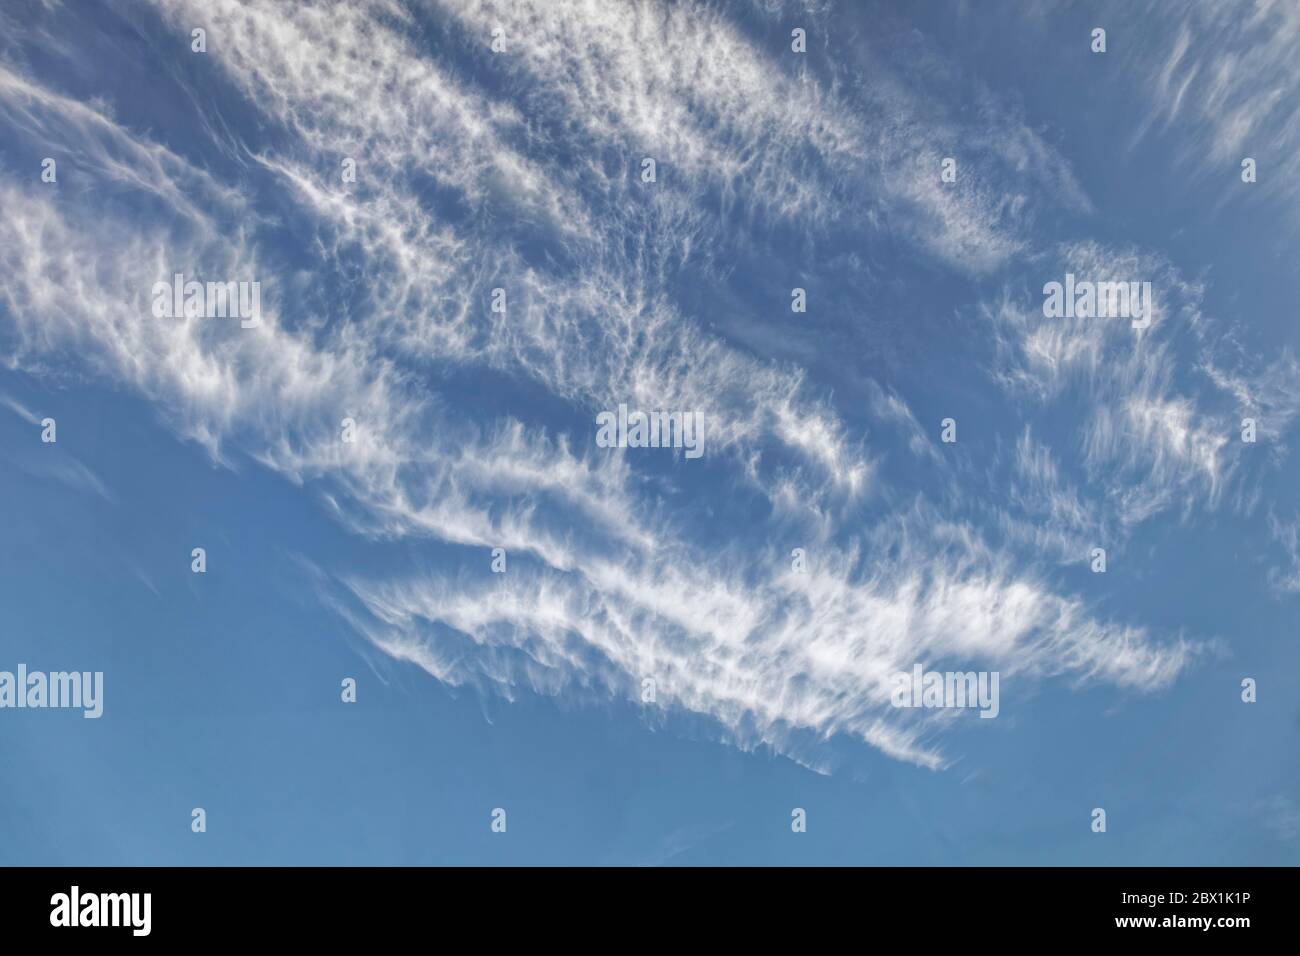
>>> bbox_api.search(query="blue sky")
[1,0,1298,865]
